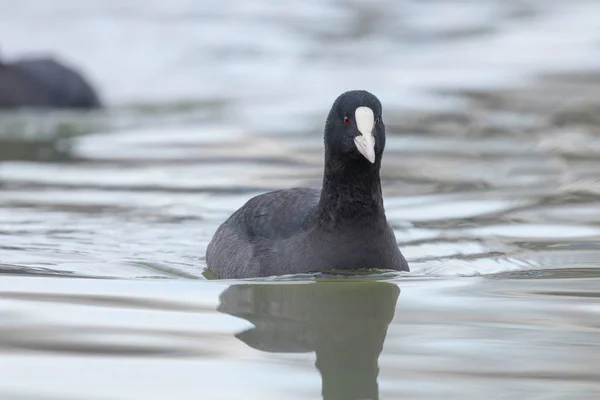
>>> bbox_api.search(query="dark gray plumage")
[206,90,409,279]
[0,57,101,109]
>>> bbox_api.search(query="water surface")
[1,1,600,399]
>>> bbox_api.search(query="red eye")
[343,116,351,125]
[375,118,380,125]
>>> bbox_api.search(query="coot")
[0,57,101,109]
[206,90,408,278]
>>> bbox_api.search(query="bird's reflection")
[217,280,400,400]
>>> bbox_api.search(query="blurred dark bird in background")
[0,55,102,109]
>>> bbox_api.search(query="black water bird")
[206,90,408,278]
[0,56,101,109]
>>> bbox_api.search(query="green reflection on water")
[218,280,399,400]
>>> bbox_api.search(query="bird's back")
[206,188,320,278]
[0,58,101,109]
[14,59,102,108]
[226,187,320,240]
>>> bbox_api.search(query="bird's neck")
[317,158,385,223]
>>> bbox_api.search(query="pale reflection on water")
[1,0,600,399]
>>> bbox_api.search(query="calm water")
[1,1,600,399]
